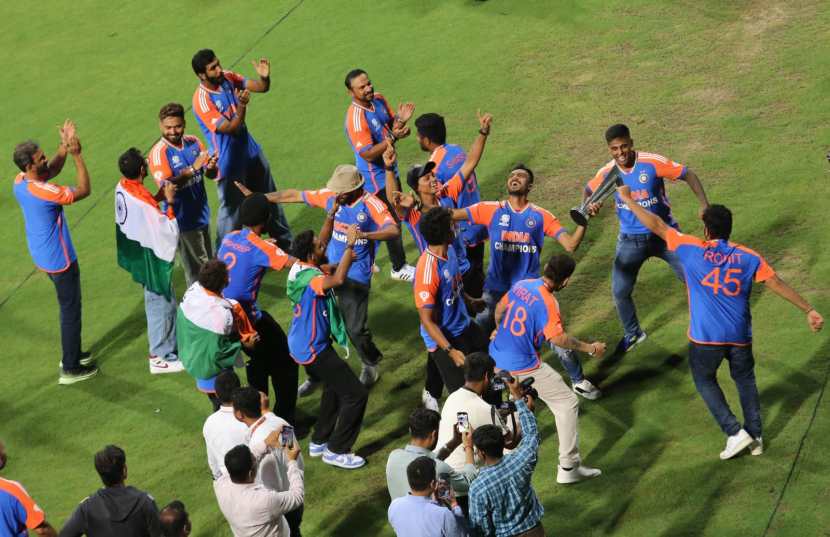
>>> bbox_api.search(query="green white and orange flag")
[115,179,179,299]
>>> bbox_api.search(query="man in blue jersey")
[217,194,299,424]
[415,112,487,297]
[286,217,369,469]
[490,254,605,483]
[617,184,823,459]
[191,49,291,249]
[344,68,416,281]
[149,102,217,287]
[585,123,709,354]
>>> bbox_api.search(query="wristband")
[384,165,395,171]
[479,128,490,136]
[806,307,816,314]
[443,344,454,353]
[588,344,596,356]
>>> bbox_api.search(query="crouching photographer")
[468,376,544,537]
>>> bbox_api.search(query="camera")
[280,425,294,447]
[519,377,539,401]
[490,370,513,392]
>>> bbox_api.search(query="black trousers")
[305,345,369,454]
[335,279,382,366]
[285,504,303,537]
[245,311,298,424]
[374,188,407,271]
[428,322,489,394]
[462,242,485,299]
[424,354,444,399]
[47,261,83,371]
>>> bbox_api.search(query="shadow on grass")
[315,486,391,537]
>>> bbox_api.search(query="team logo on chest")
[172,156,181,165]
[357,212,367,223]
[443,269,451,281]
[499,214,510,227]
[372,118,380,129]
[639,172,649,184]
[526,218,536,229]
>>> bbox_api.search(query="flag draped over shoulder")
[115,180,179,299]
[287,264,350,350]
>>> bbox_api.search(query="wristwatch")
[443,344,454,353]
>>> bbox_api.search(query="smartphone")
[280,425,294,447]
[456,412,470,433]
[436,476,451,501]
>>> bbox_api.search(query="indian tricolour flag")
[115,180,179,299]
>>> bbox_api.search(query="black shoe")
[59,365,99,385]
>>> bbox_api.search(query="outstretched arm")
[458,112,493,179]
[763,275,824,331]
[555,226,586,253]
[682,169,709,217]
[234,181,304,204]
[617,184,669,239]
[549,331,606,357]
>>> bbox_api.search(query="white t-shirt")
[247,413,305,492]
[203,406,250,479]
[437,387,507,472]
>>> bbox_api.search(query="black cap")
[406,161,436,192]
[239,193,270,227]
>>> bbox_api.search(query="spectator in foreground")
[0,440,58,536]
[214,443,304,537]
[59,445,161,537]
[388,456,467,537]
[158,501,190,537]
[468,379,543,537]
[203,370,249,479]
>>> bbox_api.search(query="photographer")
[468,378,542,537]
[388,457,468,537]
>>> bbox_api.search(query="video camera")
[491,370,539,400]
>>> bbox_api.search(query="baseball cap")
[406,161,436,192]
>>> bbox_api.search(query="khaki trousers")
[513,362,580,468]
[178,226,212,288]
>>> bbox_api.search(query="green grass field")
[2,1,828,535]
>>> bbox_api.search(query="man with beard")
[191,49,292,249]
[12,121,98,384]
[148,102,218,287]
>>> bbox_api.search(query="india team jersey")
[287,263,331,364]
[302,189,396,285]
[413,248,470,351]
[218,228,293,321]
[13,173,77,272]
[401,199,470,275]
[465,201,565,293]
[0,478,45,537]
[489,279,565,373]
[430,144,487,245]
[148,135,211,231]
[193,71,261,179]
[665,228,775,345]
[586,152,686,235]
[344,93,397,193]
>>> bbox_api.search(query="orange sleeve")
[585,161,614,195]
[540,208,564,238]
[248,234,294,270]
[231,301,258,343]
[193,88,224,133]
[345,104,374,155]
[643,153,686,181]
[301,189,335,209]
[366,194,396,228]
[441,172,464,203]
[414,256,440,308]
[309,275,326,296]
[27,181,74,205]
[540,292,565,340]
[0,480,45,530]
[754,256,776,282]
[664,228,704,252]
[148,143,174,186]
[465,202,500,226]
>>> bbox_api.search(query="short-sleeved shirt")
[302,189,396,285]
[665,228,776,345]
[586,152,686,235]
[489,278,565,373]
[344,94,397,193]
[13,173,77,272]
[192,71,261,179]
[0,478,45,537]
[430,144,488,245]
[218,228,292,321]
[464,201,565,293]
[148,135,211,231]
[287,263,331,364]
[414,248,470,351]
[400,199,470,275]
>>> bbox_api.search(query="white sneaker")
[719,429,753,460]
[298,379,321,397]
[557,464,602,484]
[422,389,440,412]
[372,263,381,274]
[750,437,763,456]
[322,449,366,469]
[390,264,416,282]
[572,379,602,400]
[149,356,185,375]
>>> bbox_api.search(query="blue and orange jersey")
[586,152,686,235]
[400,199,470,275]
[344,93,397,193]
[287,263,331,364]
[489,278,565,373]
[218,228,294,321]
[302,188,396,285]
[192,71,261,179]
[430,144,487,245]
[148,135,211,231]
[464,201,565,293]
[665,228,775,345]
[0,478,46,537]
[13,173,77,272]
[413,248,470,351]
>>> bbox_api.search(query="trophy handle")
[570,207,589,227]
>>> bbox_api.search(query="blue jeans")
[48,261,82,371]
[688,343,761,439]
[552,345,584,383]
[144,286,177,360]
[215,152,292,249]
[612,233,684,337]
